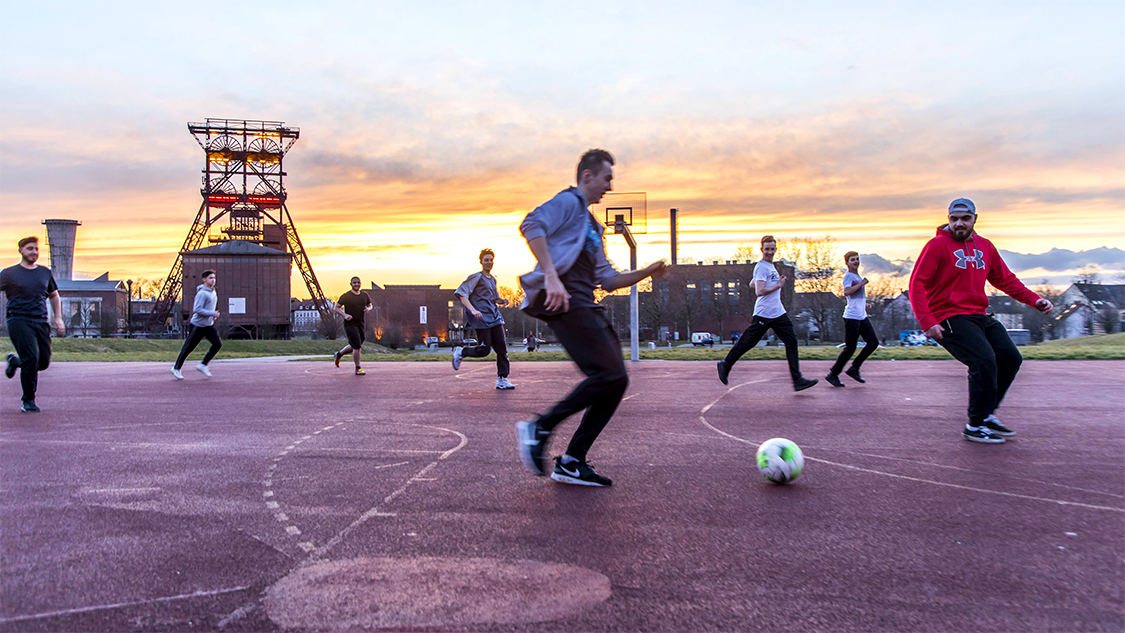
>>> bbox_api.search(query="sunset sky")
[1,1,1122,298]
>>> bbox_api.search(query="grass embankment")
[2,332,1120,362]
[0,338,398,362]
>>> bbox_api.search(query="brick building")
[181,240,292,338]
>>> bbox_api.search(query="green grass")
[1,332,1121,362]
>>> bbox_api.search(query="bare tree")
[782,236,843,342]
[1096,304,1120,335]
[316,313,344,340]
[1075,266,1101,284]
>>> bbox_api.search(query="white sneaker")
[171,367,184,380]
[452,347,463,370]
[196,364,212,378]
[496,377,516,390]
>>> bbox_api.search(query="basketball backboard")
[593,192,647,235]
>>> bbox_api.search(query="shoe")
[496,377,516,390]
[452,347,463,370]
[962,425,1005,444]
[196,364,212,378]
[21,400,39,413]
[516,418,550,476]
[794,377,818,392]
[171,367,184,380]
[334,351,342,368]
[550,457,613,487]
[825,372,845,388]
[5,353,17,379]
[717,361,730,385]
[355,367,366,376]
[981,414,1015,437]
[845,367,866,383]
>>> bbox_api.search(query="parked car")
[691,332,720,347]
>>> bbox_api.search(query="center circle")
[265,556,611,630]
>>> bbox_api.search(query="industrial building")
[181,240,292,339]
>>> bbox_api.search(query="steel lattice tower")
[146,118,333,331]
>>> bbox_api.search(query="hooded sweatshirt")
[909,226,1041,331]
[190,284,219,327]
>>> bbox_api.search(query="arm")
[334,303,351,320]
[364,296,373,314]
[603,261,667,292]
[987,250,1051,313]
[526,235,569,312]
[908,242,943,338]
[193,291,219,318]
[48,290,64,335]
[458,294,482,319]
[843,278,868,296]
[755,275,787,297]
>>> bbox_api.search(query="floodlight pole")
[613,214,640,361]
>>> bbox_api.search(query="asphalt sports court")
[1,359,1122,632]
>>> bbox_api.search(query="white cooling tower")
[42,219,80,281]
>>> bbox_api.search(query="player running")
[717,235,818,391]
[826,251,879,387]
[515,148,666,487]
[1,237,65,412]
[334,277,373,375]
[452,249,514,389]
[172,270,223,380]
[910,198,1053,443]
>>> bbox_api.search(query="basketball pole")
[613,214,640,361]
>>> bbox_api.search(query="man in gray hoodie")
[515,149,666,487]
[172,269,223,380]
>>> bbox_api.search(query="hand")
[862,277,869,285]
[365,305,373,313]
[925,323,944,341]
[471,310,483,319]
[778,275,787,286]
[866,303,873,311]
[647,261,668,279]
[344,314,352,321]
[1035,298,1053,314]
[53,319,65,336]
[544,274,570,313]
[214,311,221,318]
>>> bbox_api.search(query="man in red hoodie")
[909,198,1053,444]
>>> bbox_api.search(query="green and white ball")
[755,438,804,484]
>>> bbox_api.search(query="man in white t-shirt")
[826,251,879,387]
[717,235,818,391]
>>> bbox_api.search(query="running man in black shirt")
[1,236,65,412]
[334,277,372,375]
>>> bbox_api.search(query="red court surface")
[1,359,1123,632]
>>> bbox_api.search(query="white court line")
[698,380,1125,514]
[0,586,249,624]
[306,424,468,562]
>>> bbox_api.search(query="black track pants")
[461,324,510,378]
[936,314,1022,425]
[830,317,879,375]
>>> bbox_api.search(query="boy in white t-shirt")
[826,251,879,387]
[717,235,818,391]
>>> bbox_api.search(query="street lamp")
[126,279,132,338]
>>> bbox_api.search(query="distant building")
[290,298,331,336]
[56,273,129,337]
[1054,283,1125,338]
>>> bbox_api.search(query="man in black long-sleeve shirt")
[1,237,65,412]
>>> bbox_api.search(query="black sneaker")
[5,353,17,379]
[516,418,550,476]
[845,367,866,383]
[21,400,39,413]
[962,425,1005,444]
[794,377,818,392]
[717,361,730,385]
[825,372,844,388]
[981,415,1015,437]
[550,457,613,487]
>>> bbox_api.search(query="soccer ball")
[755,438,804,484]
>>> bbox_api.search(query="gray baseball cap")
[948,198,976,215]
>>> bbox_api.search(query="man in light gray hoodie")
[172,269,223,380]
[515,149,666,487]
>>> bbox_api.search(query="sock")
[561,455,578,465]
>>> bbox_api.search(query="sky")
[1,1,1123,298]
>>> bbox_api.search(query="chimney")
[42,219,80,281]
[669,208,677,264]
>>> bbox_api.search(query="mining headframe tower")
[146,118,333,332]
